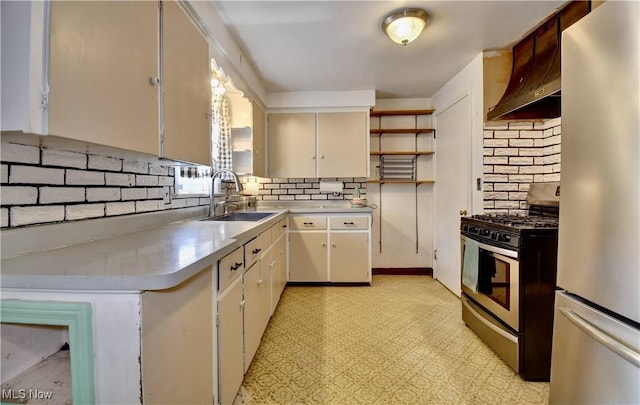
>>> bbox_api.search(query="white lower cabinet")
[243,259,270,373]
[217,248,244,405]
[215,219,288,404]
[329,232,370,282]
[270,232,287,314]
[289,214,371,283]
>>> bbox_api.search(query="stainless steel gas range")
[460,182,560,381]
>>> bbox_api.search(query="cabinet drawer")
[289,216,327,230]
[245,231,270,268]
[330,216,369,230]
[271,218,288,240]
[218,246,244,292]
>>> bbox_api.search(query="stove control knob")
[490,232,497,240]
[481,229,491,237]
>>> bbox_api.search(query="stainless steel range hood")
[487,1,590,121]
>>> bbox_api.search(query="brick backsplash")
[1,142,209,228]
[483,118,561,215]
[240,177,367,201]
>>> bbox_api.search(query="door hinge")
[434,249,438,261]
[41,92,49,111]
[216,312,220,327]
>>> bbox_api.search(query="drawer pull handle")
[252,248,262,254]
[282,224,287,228]
[344,222,355,225]
[230,262,242,271]
[303,222,314,225]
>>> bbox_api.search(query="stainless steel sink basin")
[200,212,275,222]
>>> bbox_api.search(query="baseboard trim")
[372,268,433,276]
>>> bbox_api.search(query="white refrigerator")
[549,1,640,404]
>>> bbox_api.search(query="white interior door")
[434,95,471,296]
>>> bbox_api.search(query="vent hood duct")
[487,1,590,121]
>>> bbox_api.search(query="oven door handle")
[461,235,518,259]
[462,297,518,344]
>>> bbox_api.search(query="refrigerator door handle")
[559,306,640,367]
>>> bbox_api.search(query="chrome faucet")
[210,169,243,216]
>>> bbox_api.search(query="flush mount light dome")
[382,8,430,46]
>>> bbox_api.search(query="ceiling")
[212,1,567,99]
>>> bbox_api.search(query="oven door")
[461,235,520,331]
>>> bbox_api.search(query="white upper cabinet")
[47,1,160,156]
[317,112,368,178]
[267,112,317,178]
[267,111,368,178]
[1,0,211,166]
[161,0,211,166]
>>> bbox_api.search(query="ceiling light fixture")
[382,8,430,46]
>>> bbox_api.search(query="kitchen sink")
[200,212,275,222]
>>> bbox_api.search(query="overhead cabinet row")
[2,2,370,176]
[1,0,211,165]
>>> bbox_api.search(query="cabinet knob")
[320,155,325,159]
[331,242,336,247]
[311,155,316,160]
[459,210,468,216]
[322,242,326,247]
[149,77,160,86]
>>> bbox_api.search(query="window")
[174,166,211,196]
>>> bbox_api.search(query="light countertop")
[0,202,373,292]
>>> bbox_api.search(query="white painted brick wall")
[42,149,87,169]
[105,173,135,186]
[66,169,105,185]
[136,200,160,213]
[2,142,366,227]
[1,186,38,205]
[136,175,159,186]
[66,204,105,220]
[10,166,65,185]
[483,119,562,214]
[122,188,147,201]
[40,187,85,204]
[123,160,148,174]
[106,202,136,216]
[88,155,122,171]
[1,208,8,227]
[1,142,209,228]
[1,143,39,164]
[12,206,65,226]
[86,188,121,202]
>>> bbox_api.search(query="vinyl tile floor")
[234,275,549,405]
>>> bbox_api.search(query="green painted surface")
[1,300,95,404]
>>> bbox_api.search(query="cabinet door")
[289,232,328,282]
[271,234,287,313]
[252,102,266,177]
[329,232,370,283]
[268,113,316,178]
[217,278,244,405]
[48,1,159,155]
[317,112,368,177]
[162,0,211,165]
[243,262,262,373]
